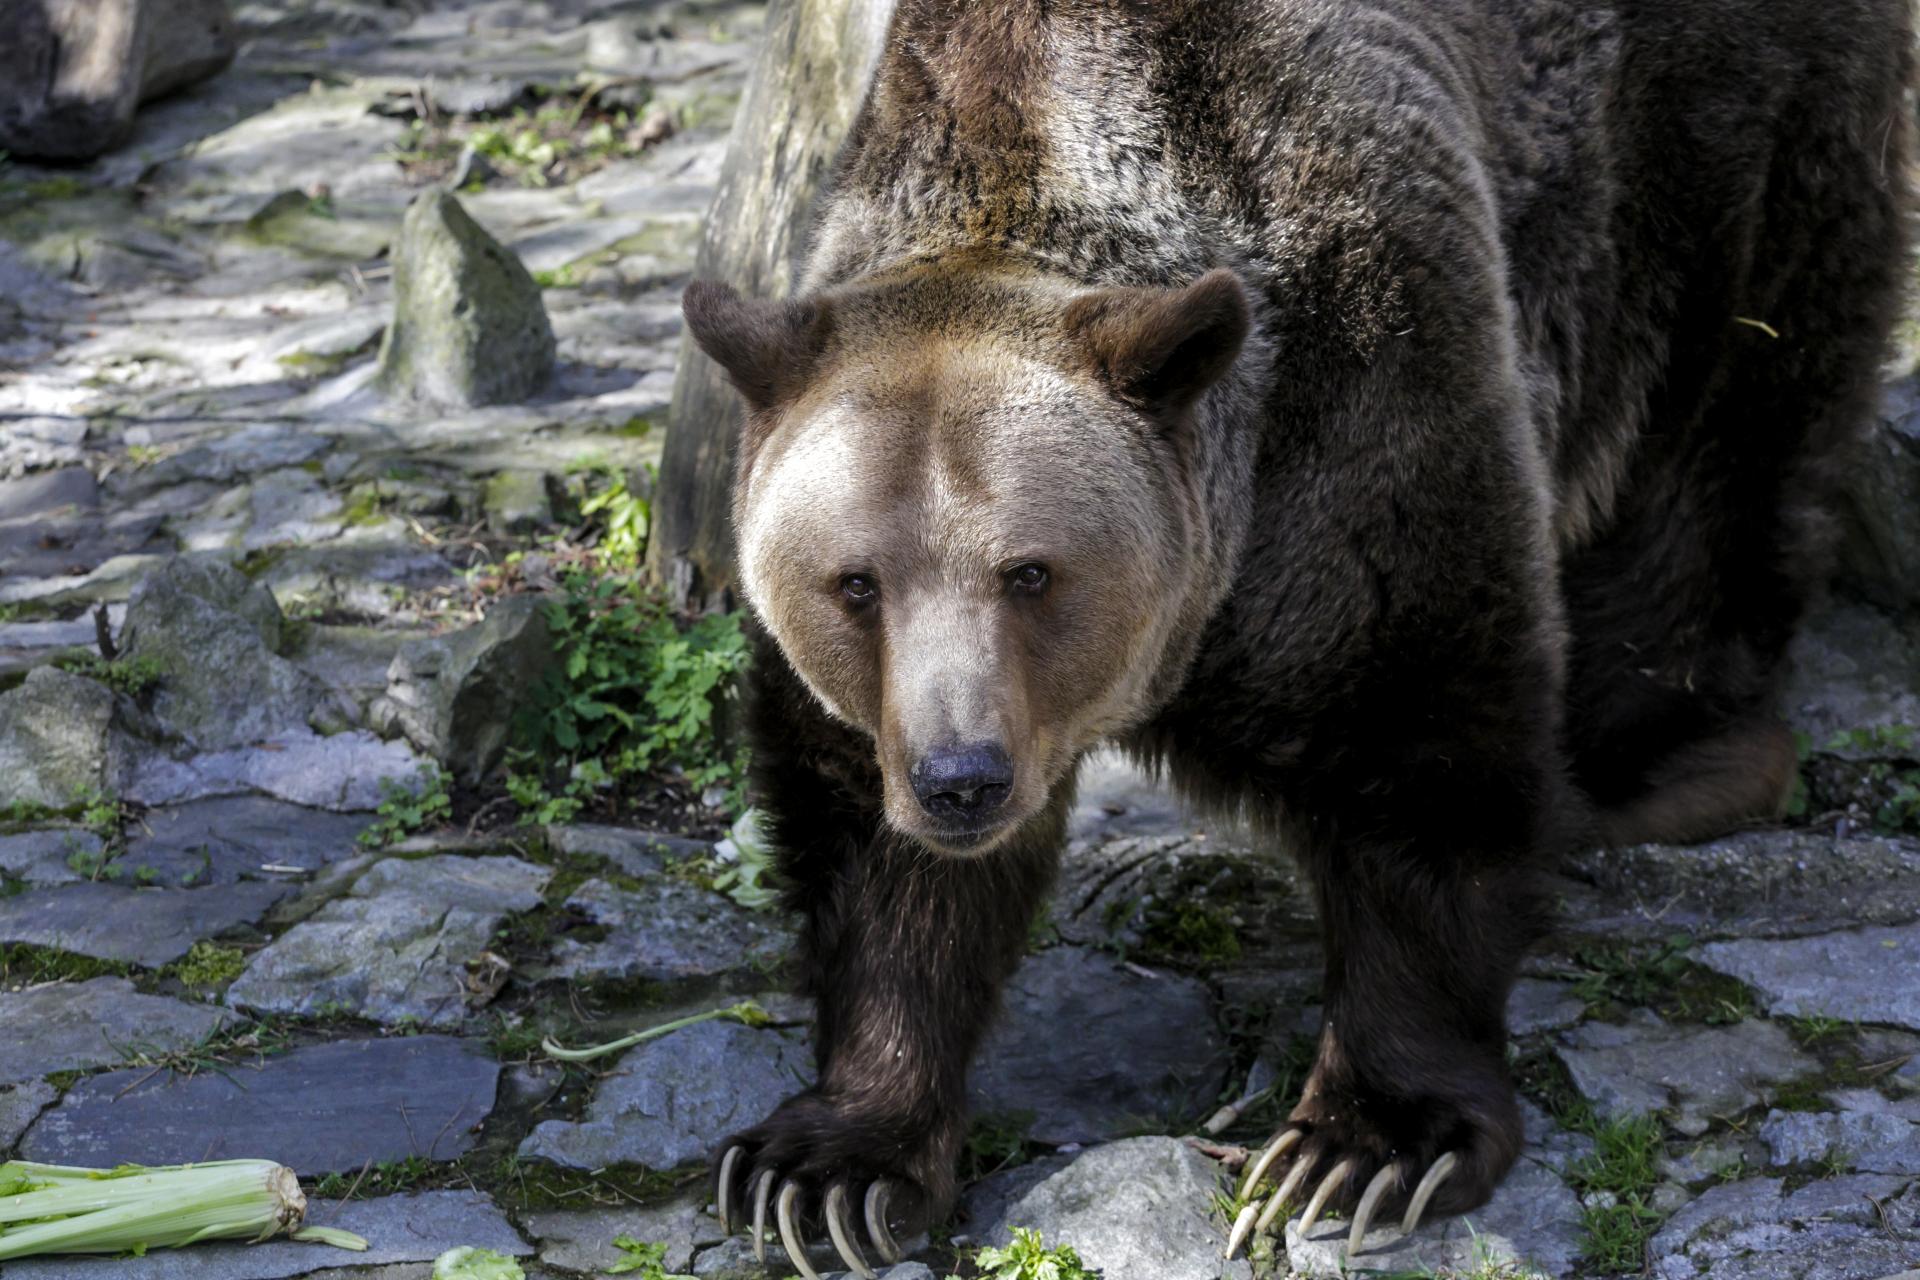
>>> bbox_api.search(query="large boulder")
[0,0,236,161]
[119,555,337,750]
[375,192,555,408]
[371,594,551,784]
[0,666,128,808]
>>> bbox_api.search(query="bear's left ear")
[682,281,835,415]
[1065,268,1250,418]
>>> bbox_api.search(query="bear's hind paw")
[714,1141,905,1280]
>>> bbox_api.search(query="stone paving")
[3,2,1920,1278]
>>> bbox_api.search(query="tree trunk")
[648,0,895,612]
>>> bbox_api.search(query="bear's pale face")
[737,340,1188,853]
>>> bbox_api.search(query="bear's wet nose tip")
[911,742,1015,823]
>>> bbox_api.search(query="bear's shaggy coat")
[684,0,1914,1259]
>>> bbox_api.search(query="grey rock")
[376,595,552,784]
[21,1036,498,1174]
[0,826,95,884]
[525,1199,701,1274]
[0,880,287,966]
[127,729,428,812]
[1784,600,1920,754]
[2,1190,527,1280]
[976,1137,1248,1280]
[0,1079,57,1151]
[1519,1099,1597,1178]
[0,0,236,160]
[1509,978,1587,1035]
[376,191,555,407]
[1564,827,1920,941]
[1068,748,1202,841]
[287,623,414,722]
[519,1020,814,1171]
[1557,1015,1813,1136]
[1837,376,1920,610]
[125,796,373,886]
[482,469,552,534]
[544,823,713,876]
[545,876,792,986]
[241,467,347,550]
[1759,1090,1920,1174]
[0,976,232,1084]
[1649,1174,1919,1280]
[691,1233,848,1279]
[227,853,550,1027]
[970,947,1229,1144]
[1286,1156,1581,1278]
[0,667,130,809]
[0,467,98,521]
[120,556,331,750]
[244,190,393,260]
[1697,924,1920,1030]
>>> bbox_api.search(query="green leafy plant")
[578,470,651,570]
[606,1235,694,1278]
[514,573,750,816]
[358,766,453,848]
[973,1228,1097,1280]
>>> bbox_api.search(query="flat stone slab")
[0,880,288,966]
[1556,1015,1814,1135]
[0,827,96,884]
[525,1198,707,1275]
[125,796,374,886]
[1286,1155,1582,1278]
[1697,924,1920,1031]
[519,1020,813,1172]
[21,1035,498,1174]
[1,1079,57,1150]
[544,823,714,878]
[975,1137,1250,1280]
[970,946,1229,1143]
[0,977,233,1084]
[1759,1089,1920,1174]
[1649,1174,1920,1279]
[1509,978,1587,1035]
[1,1190,529,1280]
[544,877,792,986]
[127,730,428,812]
[227,854,550,1027]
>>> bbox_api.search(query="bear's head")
[685,262,1249,854]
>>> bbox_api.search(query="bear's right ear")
[682,281,834,415]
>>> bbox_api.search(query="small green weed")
[961,1111,1036,1182]
[358,765,454,848]
[1571,935,1694,1012]
[52,652,165,696]
[973,1227,1097,1280]
[607,1236,694,1278]
[578,469,651,569]
[0,943,133,985]
[1787,1012,1854,1047]
[1139,900,1243,964]
[1569,1112,1665,1273]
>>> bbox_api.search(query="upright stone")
[0,0,237,160]
[376,192,555,408]
[0,668,127,809]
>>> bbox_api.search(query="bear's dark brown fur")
[683,0,1915,1263]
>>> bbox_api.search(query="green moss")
[480,1155,689,1212]
[0,943,134,985]
[1139,900,1243,964]
[50,652,165,696]
[169,942,247,988]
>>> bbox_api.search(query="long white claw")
[1399,1151,1460,1235]
[776,1180,821,1280]
[1346,1163,1401,1257]
[824,1185,876,1279]
[865,1181,903,1265]
[1224,1202,1261,1260]
[716,1145,742,1234]
[1255,1157,1317,1233]
[1297,1157,1354,1235]
[1238,1128,1303,1200]
[751,1171,774,1264]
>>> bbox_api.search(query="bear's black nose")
[911,742,1014,826]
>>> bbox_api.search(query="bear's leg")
[712,814,1057,1276]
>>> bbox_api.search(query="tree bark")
[648,0,895,611]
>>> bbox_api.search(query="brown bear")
[681,0,1915,1271]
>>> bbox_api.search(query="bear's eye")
[1009,563,1050,595]
[840,574,878,606]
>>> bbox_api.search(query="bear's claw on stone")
[716,1144,743,1233]
[718,1145,899,1278]
[1224,1131,1462,1261]
[824,1183,876,1278]
[865,1179,904,1263]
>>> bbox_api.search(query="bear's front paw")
[1226,1061,1523,1263]
[712,1088,962,1279]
